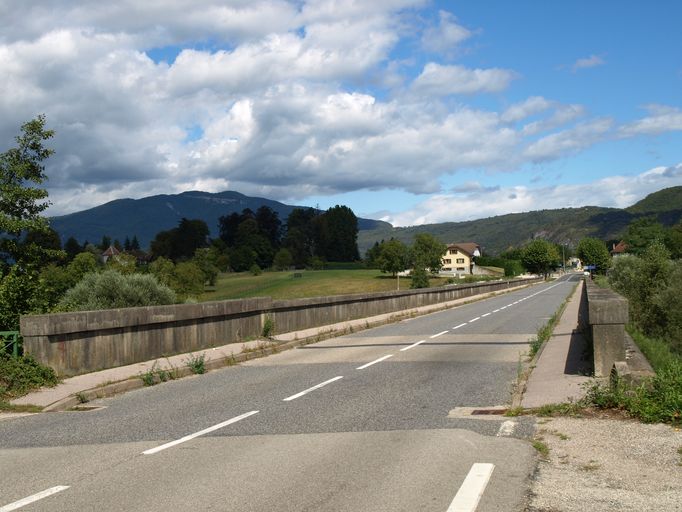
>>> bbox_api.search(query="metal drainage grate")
[470,408,507,415]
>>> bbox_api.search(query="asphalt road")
[1,275,580,512]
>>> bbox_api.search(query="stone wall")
[20,277,540,376]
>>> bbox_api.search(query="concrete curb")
[26,280,540,412]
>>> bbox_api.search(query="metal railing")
[1,331,22,357]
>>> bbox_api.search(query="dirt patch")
[526,417,682,511]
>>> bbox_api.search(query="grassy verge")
[199,269,496,302]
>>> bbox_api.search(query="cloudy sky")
[1,0,681,226]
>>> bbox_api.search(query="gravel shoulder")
[526,414,682,511]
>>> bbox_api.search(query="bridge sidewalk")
[521,279,592,408]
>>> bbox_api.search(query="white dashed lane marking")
[400,339,426,352]
[0,486,70,512]
[283,376,344,400]
[142,411,260,455]
[356,355,393,370]
[446,463,495,512]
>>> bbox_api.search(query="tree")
[172,261,205,298]
[576,237,611,274]
[521,239,560,278]
[665,222,682,259]
[192,248,219,286]
[321,205,359,262]
[283,208,318,267]
[273,248,293,270]
[624,216,667,255]
[0,115,60,271]
[150,218,209,261]
[0,116,61,329]
[411,233,446,273]
[377,239,410,277]
[64,237,83,261]
[365,241,383,268]
[255,206,282,248]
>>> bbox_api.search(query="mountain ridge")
[50,187,682,255]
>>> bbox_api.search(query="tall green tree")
[150,218,209,261]
[521,239,560,278]
[576,237,611,274]
[411,233,446,272]
[322,205,359,262]
[0,115,60,270]
[624,216,667,255]
[377,239,410,277]
[0,116,61,329]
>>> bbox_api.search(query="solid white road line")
[446,463,495,512]
[430,330,449,339]
[453,323,467,330]
[496,420,516,437]
[356,355,393,370]
[283,376,344,401]
[142,411,259,455]
[0,486,70,512]
[400,339,426,352]
[468,317,480,323]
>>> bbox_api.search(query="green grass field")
[199,269,450,301]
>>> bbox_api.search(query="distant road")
[1,275,580,511]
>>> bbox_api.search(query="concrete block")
[592,324,626,377]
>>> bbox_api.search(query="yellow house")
[441,242,481,275]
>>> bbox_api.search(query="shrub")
[584,360,682,425]
[173,261,205,297]
[250,264,262,276]
[58,270,176,311]
[0,353,57,399]
[410,266,430,289]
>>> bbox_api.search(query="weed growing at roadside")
[583,360,682,425]
[76,392,89,403]
[185,353,206,374]
[534,402,583,417]
[262,316,275,338]
[140,368,156,386]
[532,439,550,458]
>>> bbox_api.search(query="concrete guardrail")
[583,279,654,382]
[20,277,541,376]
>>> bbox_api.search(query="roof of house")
[446,242,481,256]
[610,240,628,255]
[102,245,121,257]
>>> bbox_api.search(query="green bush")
[58,270,176,311]
[584,360,682,425]
[0,353,57,399]
[410,266,430,289]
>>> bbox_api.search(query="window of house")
[444,258,451,264]
[456,267,466,271]
[456,258,465,263]
[449,249,457,255]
